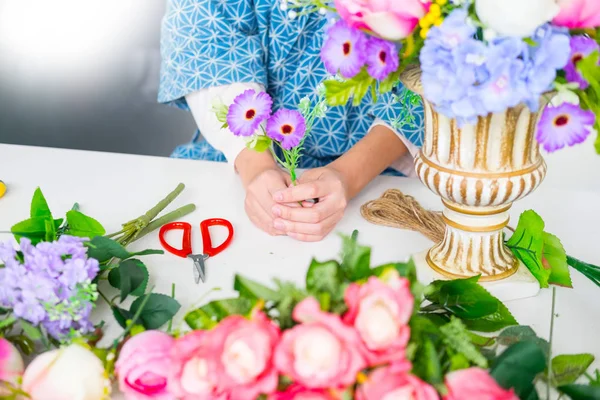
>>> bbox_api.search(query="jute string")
[360,189,446,243]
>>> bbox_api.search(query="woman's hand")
[271,166,349,242]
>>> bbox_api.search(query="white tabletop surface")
[1,144,599,396]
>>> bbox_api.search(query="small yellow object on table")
[0,180,6,198]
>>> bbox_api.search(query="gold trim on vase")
[442,199,512,216]
[442,215,509,232]
[426,252,519,282]
[418,154,543,179]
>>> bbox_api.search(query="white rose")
[22,344,110,400]
[0,338,24,394]
[475,0,561,38]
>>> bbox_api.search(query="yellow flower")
[420,27,430,39]
[419,17,431,28]
[434,17,444,26]
[429,3,441,17]
[436,0,448,5]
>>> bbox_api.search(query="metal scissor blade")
[188,254,208,283]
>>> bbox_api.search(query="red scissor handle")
[159,222,193,258]
[200,218,234,257]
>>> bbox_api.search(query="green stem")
[98,290,112,306]
[547,286,557,398]
[167,283,176,333]
[113,287,154,346]
[125,203,196,246]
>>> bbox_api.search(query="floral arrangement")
[214,90,327,183]
[289,0,600,153]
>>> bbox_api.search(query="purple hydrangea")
[565,35,600,90]
[536,102,595,152]
[320,19,367,79]
[0,236,99,341]
[266,109,307,150]
[226,89,273,137]
[365,38,400,80]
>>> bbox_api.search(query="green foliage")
[130,293,181,330]
[558,384,600,399]
[550,354,595,386]
[64,210,105,238]
[339,231,371,281]
[497,326,550,357]
[491,341,547,399]
[412,338,444,385]
[234,275,282,302]
[246,136,272,152]
[440,318,488,368]
[576,51,600,154]
[543,232,572,287]
[323,69,375,107]
[306,259,344,303]
[108,259,149,301]
[185,298,256,330]
[567,255,600,288]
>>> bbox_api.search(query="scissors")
[158,218,234,283]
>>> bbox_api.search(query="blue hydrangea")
[420,9,571,125]
[0,236,99,341]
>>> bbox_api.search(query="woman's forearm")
[235,148,278,188]
[329,124,409,199]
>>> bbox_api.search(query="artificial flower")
[536,102,595,152]
[0,236,99,340]
[565,35,600,89]
[115,330,175,400]
[343,276,413,366]
[444,367,518,400]
[365,38,400,80]
[226,89,273,137]
[320,20,368,79]
[554,0,600,29]
[266,109,307,150]
[334,0,430,41]
[356,366,438,400]
[274,297,366,389]
[0,338,24,395]
[268,384,338,400]
[210,311,280,400]
[22,344,110,400]
[475,0,560,38]
[168,330,225,400]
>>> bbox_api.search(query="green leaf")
[468,331,496,347]
[246,136,273,153]
[324,69,375,107]
[543,232,572,287]
[578,52,600,101]
[461,304,519,333]
[86,236,130,263]
[185,298,255,330]
[412,338,443,385]
[20,320,42,340]
[30,188,52,218]
[108,259,149,301]
[130,293,181,330]
[380,69,401,93]
[371,261,417,283]
[497,326,550,357]
[491,341,547,398]
[11,217,50,244]
[234,275,282,302]
[44,218,56,242]
[558,384,600,399]
[125,249,164,258]
[65,210,106,238]
[339,232,371,281]
[506,210,550,288]
[0,316,16,329]
[440,317,488,368]
[112,306,132,329]
[425,276,499,319]
[306,259,343,298]
[551,354,595,386]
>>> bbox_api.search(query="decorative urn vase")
[401,66,547,299]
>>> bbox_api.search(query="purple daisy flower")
[320,20,367,79]
[536,102,595,152]
[266,109,307,150]
[226,89,273,137]
[365,38,400,80]
[564,35,599,90]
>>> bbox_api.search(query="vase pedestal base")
[412,251,540,302]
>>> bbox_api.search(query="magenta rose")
[168,330,225,400]
[209,311,280,400]
[554,0,600,29]
[356,366,438,400]
[268,384,339,400]
[444,368,518,400]
[274,297,366,389]
[115,330,175,400]
[343,276,413,366]
[334,0,430,41]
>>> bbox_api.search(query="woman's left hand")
[271,166,349,242]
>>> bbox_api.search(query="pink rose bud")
[115,330,175,400]
[444,367,518,400]
[268,383,338,400]
[210,311,280,400]
[274,297,366,389]
[22,344,110,400]
[554,0,600,29]
[334,0,430,41]
[168,330,225,399]
[344,276,413,366]
[356,366,438,400]
[0,338,24,394]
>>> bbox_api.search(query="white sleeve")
[370,118,419,177]
[185,82,267,167]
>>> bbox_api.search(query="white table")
[1,144,599,396]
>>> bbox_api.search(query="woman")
[159,0,424,241]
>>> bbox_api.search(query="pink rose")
[168,330,225,400]
[0,338,24,394]
[210,311,280,400]
[268,384,338,400]
[554,0,600,28]
[343,276,413,366]
[115,330,175,400]
[356,366,438,400]
[444,368,518,400]
[274,297,366,389]
[334,0,430,41]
